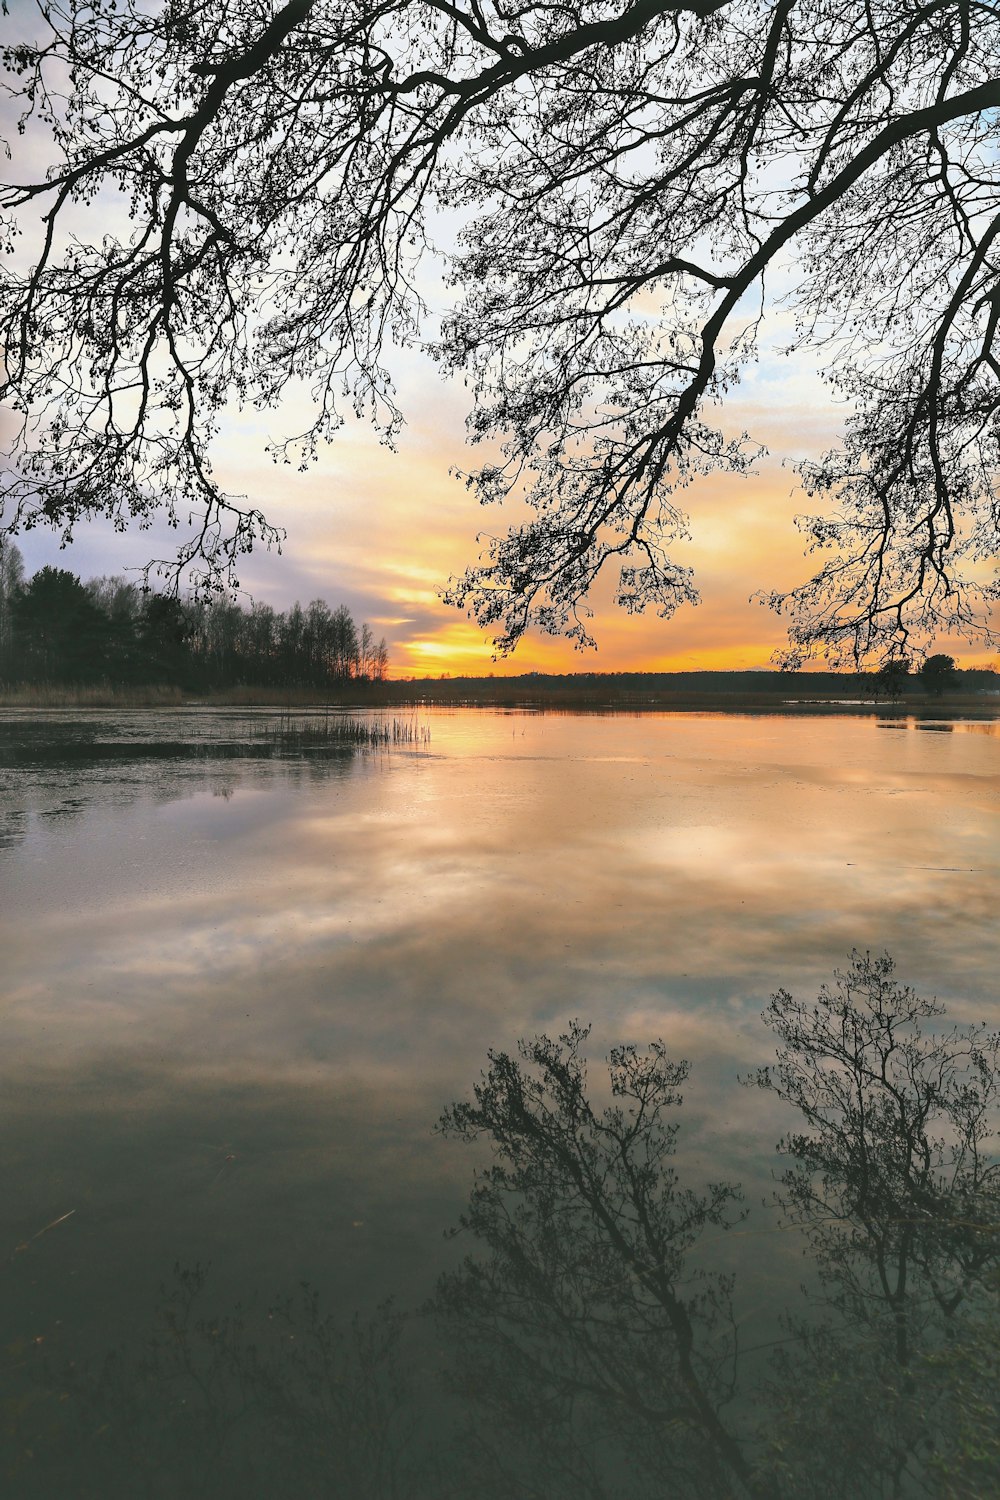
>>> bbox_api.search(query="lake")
[1,705,998,1495]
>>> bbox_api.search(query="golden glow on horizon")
[8,328,997,676]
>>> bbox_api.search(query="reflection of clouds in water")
[3,711,998,1081]
[1,709,998,1346]
[0,748,365,848]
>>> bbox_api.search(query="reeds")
[258,713,430,751]
[0,709,430,766]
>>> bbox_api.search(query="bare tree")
[0,537,25,671]
[2,1,999,661]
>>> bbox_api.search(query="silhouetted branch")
[2,3,998,654]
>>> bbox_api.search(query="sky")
[12,315,961,680]
[1,3,995,679]
[0,278,906,679]
[171,330,858,678]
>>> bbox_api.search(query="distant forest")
[0,543,388,689]
[396,662,999,703]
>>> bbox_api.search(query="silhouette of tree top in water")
[436,1024,755,1498]
[435,953,1000,1499]
[2,2,999,661]
[751,953,1000,1367]
[8,954,997,1498]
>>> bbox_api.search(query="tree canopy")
[2,0,999,662]
[918,649,962,693]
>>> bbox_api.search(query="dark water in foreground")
[1,707,998,1495]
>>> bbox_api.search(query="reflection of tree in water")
[435,1024,752,1499]
[433,956,999,1498]
[8,955,997,1498]
[747,955,1000,1499]
[7,1276,434,1500]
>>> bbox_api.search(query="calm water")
[1,706,998,1492]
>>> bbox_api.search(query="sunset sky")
[6,388,825,678]
[11,324,991,679]
[2,2,994,679]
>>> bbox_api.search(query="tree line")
[0,543,388,690]
[380,663,995,707]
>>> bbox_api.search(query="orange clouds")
[207,351,852,676]
[8,323,997,675]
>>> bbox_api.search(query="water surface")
[1,706,997,1489]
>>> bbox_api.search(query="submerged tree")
[2,2,999,662]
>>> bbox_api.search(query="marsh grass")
[0,682,186,708]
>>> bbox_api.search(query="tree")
[875,656,912,702]
[278,601,306,684]
[2,2,998,663]
[0,537,25,675]
[138,592,195,684]
[372,636,389,682]
[86,574,143,625]
[359,621,375,681]
[330,602,360,680]
[11,564,114,681]
[85,573,145,678]
[247,600,278,681]
[919,652,962,696]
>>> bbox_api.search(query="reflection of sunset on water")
[1,708,997,1343]
[1,710,998,1491]
[3,710,997,1111]
[9,767,994,1472]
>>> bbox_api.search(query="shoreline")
[1,685,998,717]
